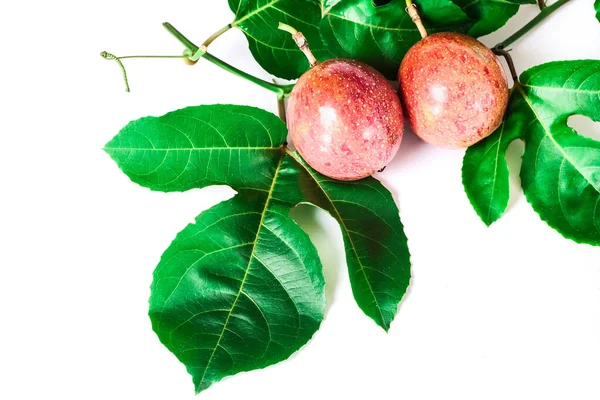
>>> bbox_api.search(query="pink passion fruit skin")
[399,32,509,148]
[287,59,404,181]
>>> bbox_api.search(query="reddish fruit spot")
[484,66,490,75]
[341,143,352,155]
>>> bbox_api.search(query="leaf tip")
[479,212,499,228]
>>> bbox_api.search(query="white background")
[1,0,600,399]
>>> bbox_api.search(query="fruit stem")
[492,47,519,84]
[495,0,571,49]
[163,22,294,96]
[277,93,287,125]
[405,1,428,39]
[537,0,546,10]
[278,22,319,67]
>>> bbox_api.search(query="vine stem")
[163,22,293,97]
[495,0,572,49]
[405,0,428,39]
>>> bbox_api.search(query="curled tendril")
[100,51,130,92]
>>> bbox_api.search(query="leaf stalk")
[495,0,571,49]
[201,24,233,49]
[277,94,287,125]
[492,47,519,84]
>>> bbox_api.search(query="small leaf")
[228,0,332,79]
[104,104,286,192]
[319,0,472,79]
[462,60,600,246]
[451,0,536,37]
[596,0,600,22]
[287,152,411,330]
[462,97,523,226]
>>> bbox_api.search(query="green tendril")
[100,51,130,93]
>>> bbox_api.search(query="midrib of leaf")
[325,13,417,32]
[107,147,280,151]
[321,0,334,17]
[287,151,387,328]
[487,124,505,223]
[517,85,600,193]
[240,30,307,51]
[232,0,282,25]
[244,29,329,52]
[521,83,600,95]
[197,152,285,389]
[325,12,460,36]
[462,0,521,9]
[270,5,314,25]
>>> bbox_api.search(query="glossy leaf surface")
[461,96,522,226]
[319,0,472,79]
[451,0,535,37]
[463,60,600,245]
[105,104,412,392]
[288,152,411,331]
[228,0,332,79]
[150,185,326,393]
[104,104,287,192]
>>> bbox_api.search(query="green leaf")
[287,152,411,330]
[596,0,600,22]
[319,0,472,79]
[104,104,287,192]
[228,0,332,79]
[105,104,412,391]
[150,187,326,393]
[462,60,600,245]
[462,99,522,226]
[451,0,536,37]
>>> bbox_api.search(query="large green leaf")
[228,0,332,79]
[462,60,600,245]
[150,183,326,393]
[596,0,600,22]
[104,104,286,192]
[451,0,536,38]
[319,0,472,79]
[105,104,412,392]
